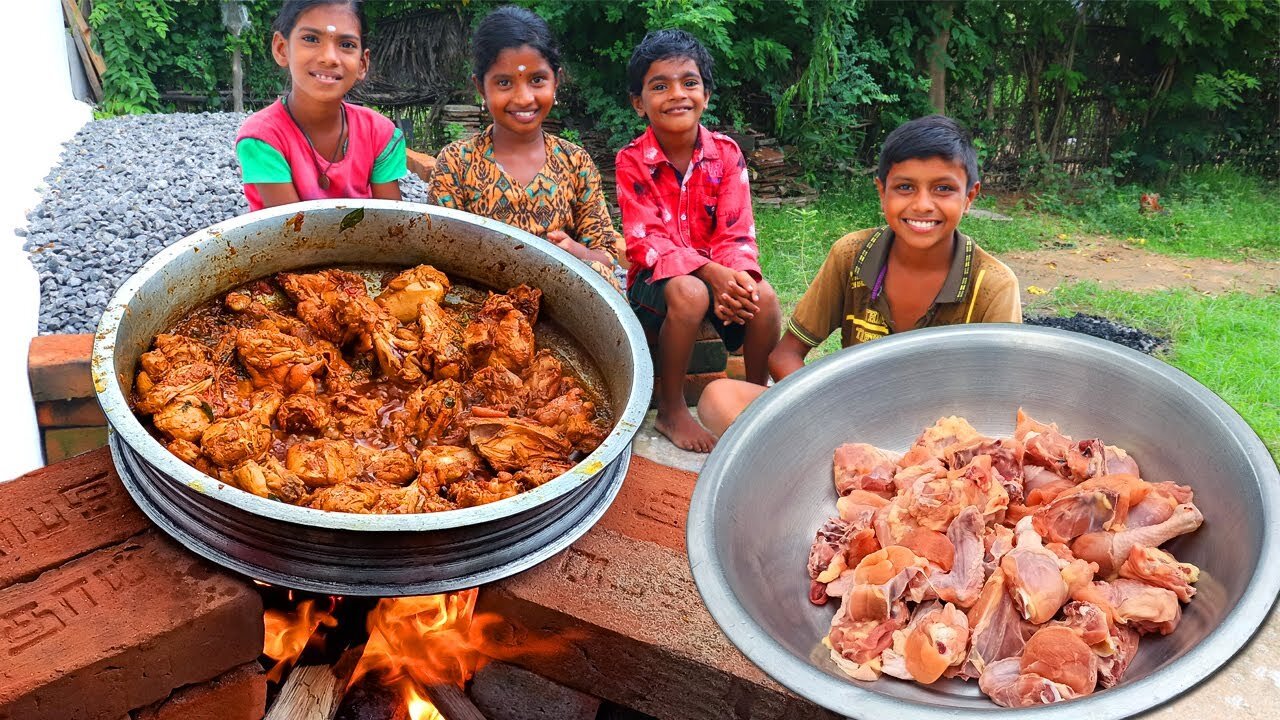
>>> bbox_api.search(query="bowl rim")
[687,324,1280,719]
[92,199,653,532]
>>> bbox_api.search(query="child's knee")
[663,275,710,319]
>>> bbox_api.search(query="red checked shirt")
[615,125,762,287]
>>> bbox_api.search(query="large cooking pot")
[688,324,1280,719]
[93,200,652,596]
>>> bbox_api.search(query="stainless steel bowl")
[93,200,652,596]
[688,324,1280,719]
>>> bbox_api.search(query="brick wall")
[28,334,107,464]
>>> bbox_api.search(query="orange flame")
[353,589,488,688]
[403,683,443,720]
[262,598,339,682]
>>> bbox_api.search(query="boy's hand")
[697,264,755,325]
[716,270,760,324]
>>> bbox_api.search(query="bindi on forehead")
[326,25,337,33]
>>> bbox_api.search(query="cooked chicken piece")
[135,362,216,415]
[1001,516,1071,624]
[200,390,282,468]
[958,568,1037,680]
[416,445,483,493]
[448,477,522,507]
[902,602,970,684]
[277,269,368,344]
[356,446,417,485]
[467,417,571,472]
[140,334,211,379]
[979,657,1079,708]
[337,293,424,383]
[235,328,327,394]
[505,284,542,324]
[1097,624,1140,688]
[833,443,901,497]
[225,293,316,341]
[305,482,383,513]
[1119,546,1199,601]
[327,390,382,439]
[466,365,529,414]
[511,459,574,489]
[229,457,308,503]
[396,379,466,444]
[1072,578,1182,635]
[286,439,365,487]
[153,396,214,442]
[463,293,535,373]
[417,297,468,381]
[1071,502,1203,577]
[826,599,908,681]
[529,387,607,453]
[928,505,985,608]
[166,438,220,476]
[375,264,450,322]
[276,394,331,434]
[899,416,984,468]
[522,350,564,408]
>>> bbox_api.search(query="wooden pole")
[265,647,363,720]
[423,683,488,720]
[62,0,103,102]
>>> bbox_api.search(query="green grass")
[1033,283,1280,461]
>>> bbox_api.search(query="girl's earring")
[553,95,558,106]
[480,99,486,111]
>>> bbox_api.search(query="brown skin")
[476,46,612,268]
[699,156,980,438]
[255,5,400,208]
[630,57,782,451]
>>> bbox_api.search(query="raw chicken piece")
[529,387,608,453]
[832,443,901,497]
[892,458,946,496]
[1015,409,1073,477]
[1020,625,1098,696]
[276,394,331,434]
[958,569,1037,680]
[1066,438,1109,481]
[467,417,571,471]
[1031,484,1121,544]
[982,523,1016,575]
[1105,444,1140,476]
[1126,481,1194,528]
[200,390,282,468]
[1022,465,1074,506]
[286,439,365,487]
[905,457,985,532]
[1071,503,1203,577]
[1119,545,1199,601]
[946,437,1026,504]
[1097,624,1140,688]
[873,494,921,548]
[375,264,450,322]
[808,518,854,584]
[1051,600,1112,647]
[235,328,327,394]
[898,528,954,572]
[1001,517,1070,624]
[899,416,984,468]
[902,602,970,683]
[464,292,536,373]
[979,657,1078,708]
[416,445,482,492]
[928,506,985,608]
[1073,578,1182,635]
[836,489,889,526]
[416,297,468,382]
[826,600,908,681]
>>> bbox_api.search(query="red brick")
[28,334,95,402]
[0,447,149,587]
[725,354,747,380]
[468,661,600,720]
[132,662,266,720]
[0,531,264,720]
[478,461,838,720]
[36,397,107,428]
[42,426,109,464]
[406,148,437,183]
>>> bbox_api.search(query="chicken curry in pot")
[130,264,613,514]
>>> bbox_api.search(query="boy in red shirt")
[616,29,781,453]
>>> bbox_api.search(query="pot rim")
[92,199,652,532]
[687,324,1280,719]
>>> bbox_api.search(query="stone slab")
[468,661,600,720]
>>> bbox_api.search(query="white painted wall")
[0,0,95,480]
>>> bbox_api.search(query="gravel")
[20,112,432,335]
[1026,313,1168,355]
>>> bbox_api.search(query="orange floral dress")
[426,127,624,291]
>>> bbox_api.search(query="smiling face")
[476,45,556,140]
[875,156,980,254]
[631,57,709,139]
[271,5,368,104]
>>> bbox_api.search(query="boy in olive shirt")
[698,115,1021,436]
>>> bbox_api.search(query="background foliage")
[88,0,1278,186]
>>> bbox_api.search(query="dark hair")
[273,0,366,44]
[877,115,980,191]
[472,6,561,80]
[626,29,714,96]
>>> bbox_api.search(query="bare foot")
[656,406,717,453]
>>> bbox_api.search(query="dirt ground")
[1001,236,1280,304]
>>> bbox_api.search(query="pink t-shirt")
[236,99,398,211]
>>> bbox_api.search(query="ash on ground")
[20,112,431,335]
[1025,313,1168,355]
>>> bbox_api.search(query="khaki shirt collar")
[853,227,976,305]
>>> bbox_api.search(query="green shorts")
[626,268,746,352]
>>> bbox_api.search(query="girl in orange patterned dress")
[426,6,623,291]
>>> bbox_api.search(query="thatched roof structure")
[350,8,469,108]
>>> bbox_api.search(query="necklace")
[283,93,348,190]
